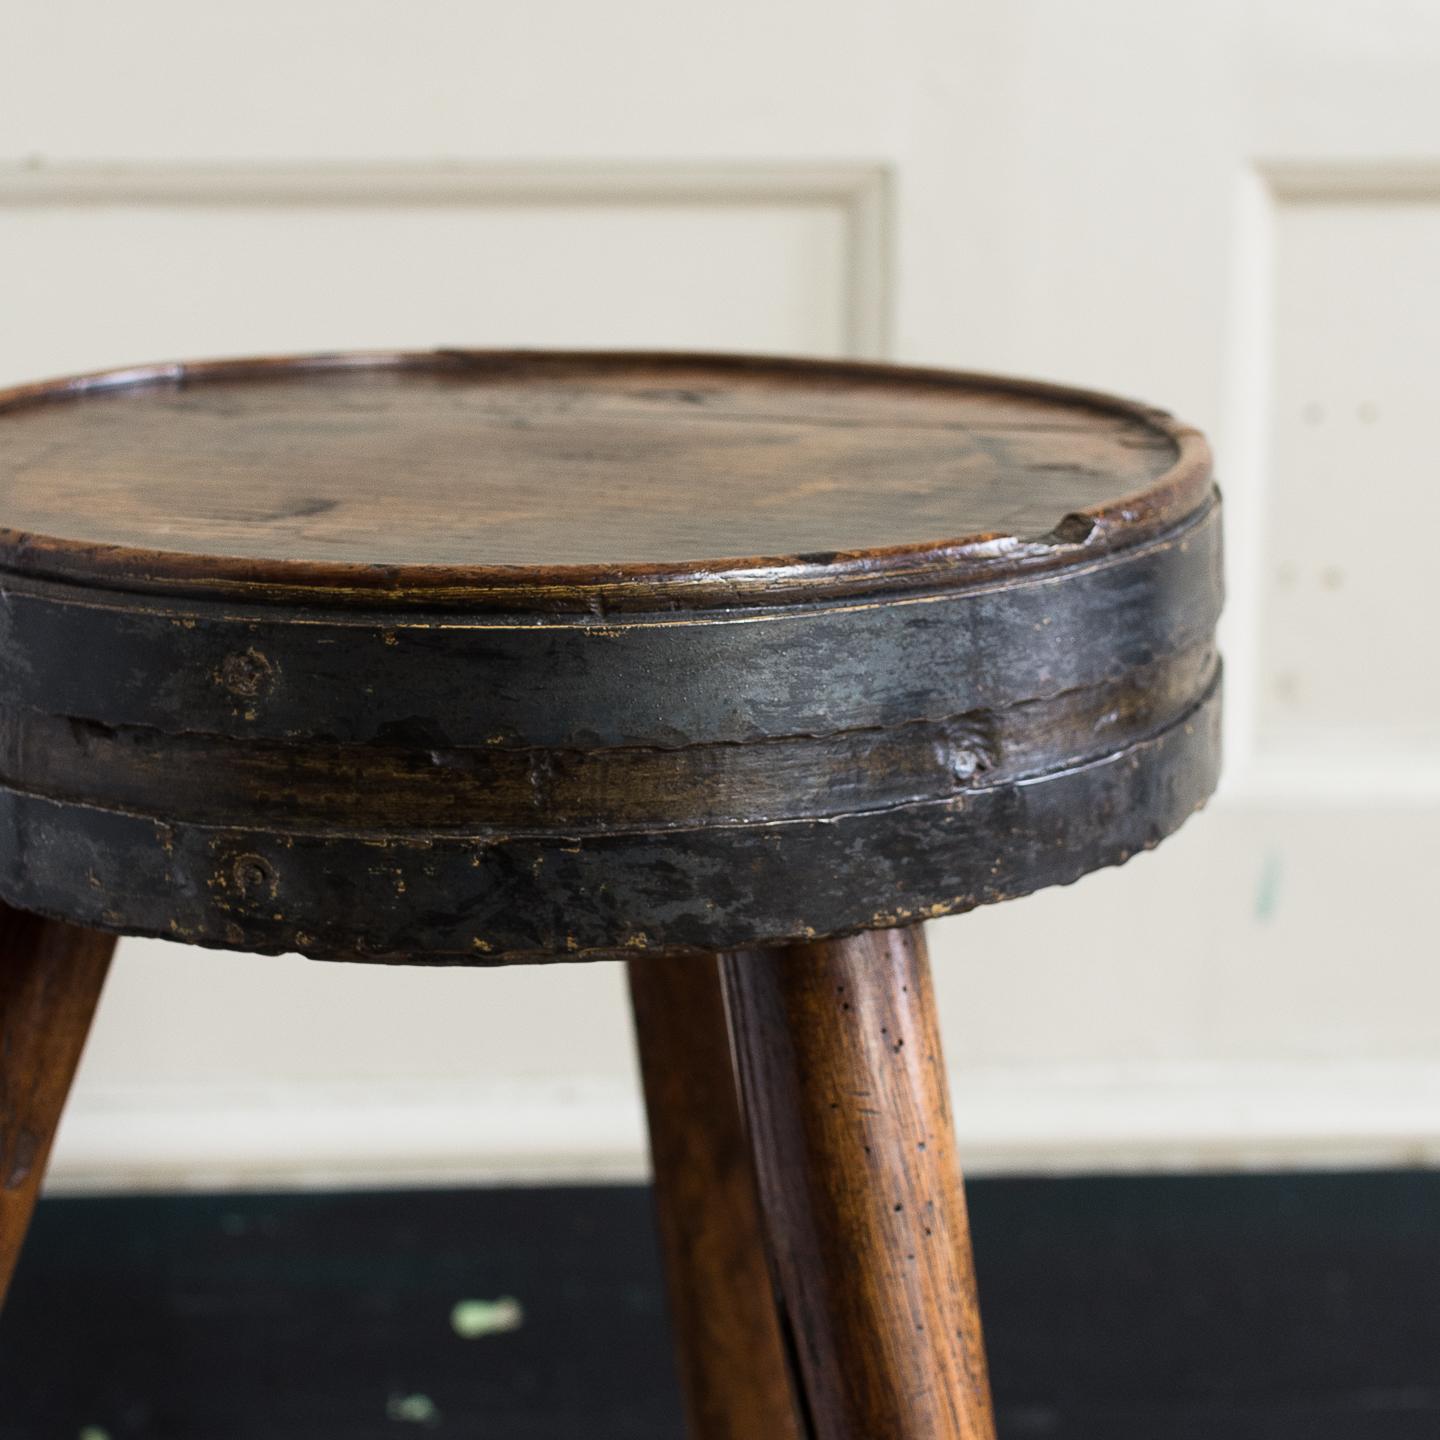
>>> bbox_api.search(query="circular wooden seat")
[0,349,1223,1440]
[0,351,1220,963]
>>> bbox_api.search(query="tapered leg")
[720,925,996,1440]
[628,954,802,1440]
[0,903,115,1304]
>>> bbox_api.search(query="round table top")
[0,350,1221,963]
[0,350,1209,608]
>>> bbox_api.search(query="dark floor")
[1,1170,1437,1438]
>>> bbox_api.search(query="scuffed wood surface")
[629,954,801,1440]
[0,351,1221,962]
[722,926,996,1440]
[0,350,1208,610]
[0,903,113,1304]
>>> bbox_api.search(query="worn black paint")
[0,678,1219,961]
[0,486,1221,962]
[0,503,1219,748]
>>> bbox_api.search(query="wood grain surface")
[0,350,1221,961]
[628,954,801,1440]
[0,903,113,1304]
[0,351,1209,609]
[722,926,996,1440]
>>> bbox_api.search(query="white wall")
[1,0,1436,1189]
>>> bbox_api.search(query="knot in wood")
[219,648,274,700]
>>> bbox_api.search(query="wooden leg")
[628,954,802,1440]
[720,926,996,1440]
[0,903,115,1305]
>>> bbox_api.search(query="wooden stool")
[0,351,1220,1438]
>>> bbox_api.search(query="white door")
[2,0,1435,1189]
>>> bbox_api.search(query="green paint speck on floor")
[451,1296,524,1339]
[386,1393,441,1426]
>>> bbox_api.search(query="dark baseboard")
[2,1170,1437,1438]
